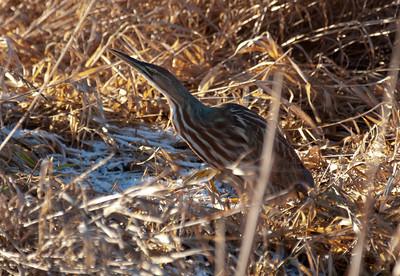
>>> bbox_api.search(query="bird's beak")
[109,48,151,77]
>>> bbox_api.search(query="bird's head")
[109,49,189,104]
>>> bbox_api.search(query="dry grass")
[0,0,399,275]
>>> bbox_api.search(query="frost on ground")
[1,124,208,193]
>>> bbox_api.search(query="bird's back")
[179,102,314,193]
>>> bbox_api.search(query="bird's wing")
[193,103,267,171]
[216,103,296,161]
[216,103,312,177]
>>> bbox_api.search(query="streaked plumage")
[110,49,314,195]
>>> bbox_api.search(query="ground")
[0,0,399,275]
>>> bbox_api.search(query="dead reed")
[0,0,399,274]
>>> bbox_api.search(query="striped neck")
[166,88,207,137]
[158,81,200,105]
[158,84,204,117]
[169,93,204,118]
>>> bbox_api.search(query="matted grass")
[0,0,399,274]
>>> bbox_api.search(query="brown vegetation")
[0,0,399,274]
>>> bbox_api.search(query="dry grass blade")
[0,0,97,154]
[348,18,400,276]
[0,0,399,275]
[236,72,283,276]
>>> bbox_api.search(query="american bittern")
[110,49,314,196]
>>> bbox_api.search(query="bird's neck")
[165,89,208,128]
[164,86,204,114]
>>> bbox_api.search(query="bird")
[109,48,314,197]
